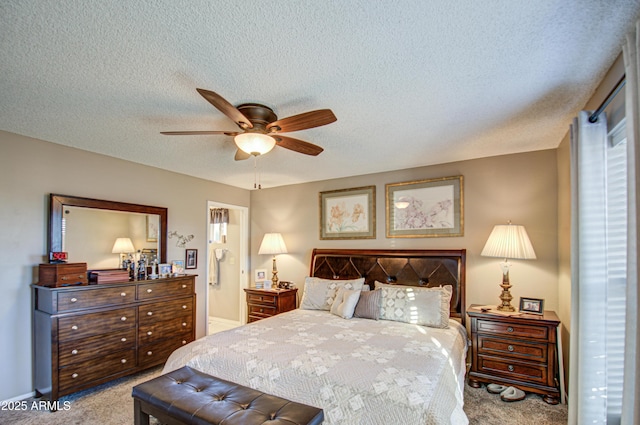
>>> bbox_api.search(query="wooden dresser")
[467,305,561,404]
[33,274,196,403]
[244,288,297,323]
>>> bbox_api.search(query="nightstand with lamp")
[468,222,562,404]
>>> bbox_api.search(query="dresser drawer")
[59,328,136,366]
[58,307,136,341]
[139,297,193,325]
[477,335,547,363]
[138,315,193,345]
[477,355,548,385]
[246,292,277,306]
[137,279,194,301]
[138,338,190,368]
[248,303,277,318]
[57,285,136,312]
[476,319,549,341]
[58,349,136,393]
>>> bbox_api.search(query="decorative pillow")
[300,277,365,310]
[374,282,452,328]
[353,289,381,320]
[330,288,361,319]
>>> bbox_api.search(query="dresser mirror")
[48,194,167,269]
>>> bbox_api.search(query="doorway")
[205,201,248,335]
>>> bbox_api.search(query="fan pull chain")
[253,156,262,189]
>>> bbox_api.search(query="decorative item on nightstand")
[258,233,287,287]
[481,222,536,312]
[112,237,135,269]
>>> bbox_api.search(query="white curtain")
[622,21,640,425]
[568,111,609,424]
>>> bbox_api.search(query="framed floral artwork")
[386,176,463,238]
[319,186,376,240]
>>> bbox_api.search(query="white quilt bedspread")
[163,309,469,425]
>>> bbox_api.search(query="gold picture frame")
[319,186,376,240]
[386,176,463,238]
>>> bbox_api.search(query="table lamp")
[258,233,287,287]
[481,222,536,311]
[112,237,135,269]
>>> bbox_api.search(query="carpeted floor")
[0,368,567,424]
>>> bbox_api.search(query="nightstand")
[244,288,298,323]
[467,305,561,404]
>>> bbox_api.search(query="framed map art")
[386,176,463,238]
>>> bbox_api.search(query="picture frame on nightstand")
[519,297,544,315]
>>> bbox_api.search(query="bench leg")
[134,399,150,425]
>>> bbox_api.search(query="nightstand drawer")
[249,304,277,317]
[246,293,277,306]
[477,335,547,363]
[477,355,548,385]
[476,319,549,341]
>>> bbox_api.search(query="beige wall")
[250,149,559,316]
[0,130,249,401]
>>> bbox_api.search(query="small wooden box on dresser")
[244,288,298,322]
[32,274,196,403]
[467,304,561,404]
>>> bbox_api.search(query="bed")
[163,248,469,425]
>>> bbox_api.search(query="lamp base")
[271,256,279,287]
[496,269,515,312]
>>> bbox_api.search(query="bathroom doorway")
[205,201,248,335]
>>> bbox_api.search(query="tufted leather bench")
[132,366,324,425]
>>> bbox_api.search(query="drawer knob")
[70,297,77,303]
[508,345,514,352]
[147,351,153,356]
[120,292,127,297]
[71,349,78,355]
[260,308,264,313]
[508,365,515,372]
[147,289,153,293]
[71,325,78,330]
[62,276,68,280]
[72,373,78,379]
[121,316,127,321]
[182,340,187,345]
[147,331,152,336]
[147,311,153,316]
[182,305,187,309]
[121,337,127,342]
[182,322,187,327]
[121,359,127,364]
[78,275,84,279]
[182,284,187,289]
[507,326,514,333]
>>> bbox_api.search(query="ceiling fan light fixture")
[234,133,276,156]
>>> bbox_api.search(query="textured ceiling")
[1,1,639,190]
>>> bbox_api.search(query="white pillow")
[300,277,365,310]
[374,282,452,328]
[330,288,361,319]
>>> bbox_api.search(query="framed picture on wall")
[185,249,198,269]
[386,175,463,238]
[319,185,376,240]
[146,215,159,242]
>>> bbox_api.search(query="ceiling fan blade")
[273,135,324,156]
[160,130,238,136]
[266,109,336,133]
[234,149,251,161]
[196,88,253,130]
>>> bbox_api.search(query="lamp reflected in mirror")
[112,237,135,269]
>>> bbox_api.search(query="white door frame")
[205,201,249,334]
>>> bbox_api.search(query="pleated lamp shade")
[481,224,536,260]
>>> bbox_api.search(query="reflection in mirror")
[49,194,167,269]
[62,206,160,269]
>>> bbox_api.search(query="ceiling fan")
[161,88,337,160]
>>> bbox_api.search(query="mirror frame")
[48,194,168,264]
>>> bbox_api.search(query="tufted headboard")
[310,248,466,325]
